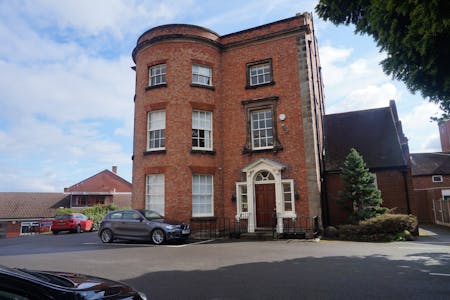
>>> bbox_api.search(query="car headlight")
[165,225,176,230]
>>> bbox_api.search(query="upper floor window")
[192,64,212,86]
[432,175,443,183]
[251,109,273,150]
[241,96,282,154]
[247,59,273,88]
[149,64,166,86]
[147,110,165,151]
[192,110,212,150]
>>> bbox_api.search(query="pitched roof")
[410,152,450,176]
[64,169,132,193]
[0,193,69,219]
[324,106,406,171]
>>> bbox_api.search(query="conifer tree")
[338,148,387,222]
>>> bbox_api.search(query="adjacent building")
[410,119,450,225]
[323,101,415,225]
[0,167,131,238]
[64,166,132,208]
[131,13,325,235]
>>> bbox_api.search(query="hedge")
[337,214,418,242]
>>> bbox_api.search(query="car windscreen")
[140,210,163,220]
[19,270,74,288]
[54,215,72,220]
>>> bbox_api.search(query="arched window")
[255,170,275,181]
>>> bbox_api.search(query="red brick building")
[64,166,132,208]
[410,152,450,224]
[323,101,415,225]
[131,13,324,235]
[0,167,131,238]
[410,121,450,225]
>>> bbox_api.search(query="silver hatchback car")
[99,209,190,245]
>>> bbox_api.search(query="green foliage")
[338,214,418,242]
[338,148,387,222]
[316,0,450,121]
[324,226,339,238]
[55,207,76,215]
[81,204,119,230]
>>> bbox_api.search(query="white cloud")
[329,83,399,113]
[320,45,353,65]
[401,102,441,152]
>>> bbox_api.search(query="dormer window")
[432,175,443,183]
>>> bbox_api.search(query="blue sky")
[0,0,441,192]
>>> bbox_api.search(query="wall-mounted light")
[279,114,286,121]
[231,195,236,202]
[295,193,300,201]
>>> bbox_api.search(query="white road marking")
[83,239,215,247]
[429,273,450,277]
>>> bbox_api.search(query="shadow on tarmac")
[123,252,450,300]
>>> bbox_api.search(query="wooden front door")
[255,184,276,228]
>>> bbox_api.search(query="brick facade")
[131,13,324,233]
[325,169,414,225]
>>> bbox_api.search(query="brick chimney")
[112,166,117,174]
[439,120,450,152]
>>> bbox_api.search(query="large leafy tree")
[316,0,450,120]
[338,148,387,222]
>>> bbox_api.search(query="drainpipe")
[402,168,411,214]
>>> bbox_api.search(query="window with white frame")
[282,181,294,212]
[192,110,212,150]
[149,64,166,86]
[432,175,443,183]
[236,183,248,213]
[192,64,212,86]
[147,110,165,150]
[251,109,274,149]
[192,174,213,217]
[146,174,165,215]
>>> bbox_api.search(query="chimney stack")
[112,166,117,174]
[439,120,450,152]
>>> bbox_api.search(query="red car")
[51,213,93,234]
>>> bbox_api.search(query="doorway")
[255,184,276,228]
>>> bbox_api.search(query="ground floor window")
[146,174,165,215]
[20,222,39,235]
[236,183,248,214]
[192,174,213,217]
[282,180,294,212]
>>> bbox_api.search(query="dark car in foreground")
[99,209,190,245]
[52,213,94,234]
[0,265,146,300]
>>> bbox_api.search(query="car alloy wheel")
[151,229,165,245]
[100,229,114,243]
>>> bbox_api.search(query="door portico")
[236,158,296,233]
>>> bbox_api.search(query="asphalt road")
[0,231,449,299]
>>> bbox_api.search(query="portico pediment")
[242,158,286,173]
